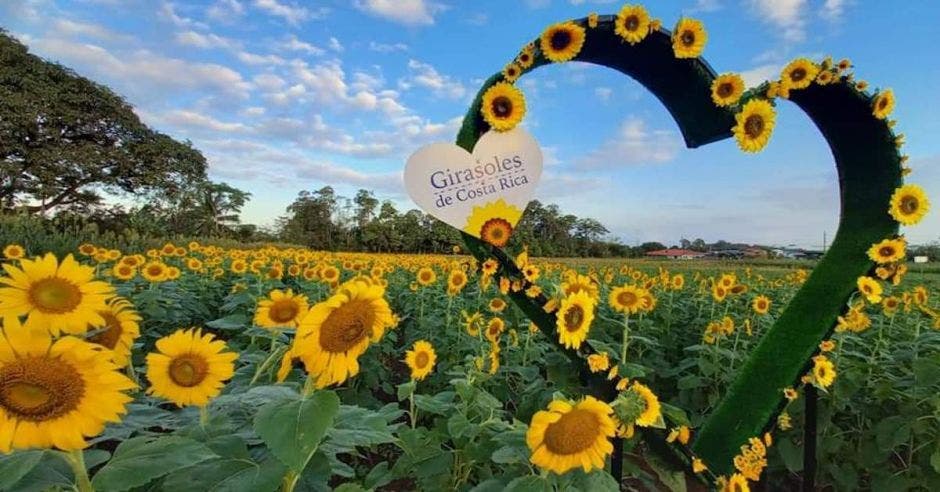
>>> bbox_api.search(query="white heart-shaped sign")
[404,128,543,247]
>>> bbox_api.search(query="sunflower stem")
[62,449,94,492]
[409,390,418,429]
[302,375,316,398]
[281,470,300,492]
[620,314,630,364]
[199,405,209,428]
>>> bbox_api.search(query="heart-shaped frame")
[451,10,907,477]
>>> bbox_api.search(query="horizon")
[2,0,937,249]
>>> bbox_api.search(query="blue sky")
[3,0,939,248]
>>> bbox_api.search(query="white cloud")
[747,0,807,42]
[206,0,245,22]
[577,118,680,169]
[594,87,612,102]
[237,51,286,65]
[241,106,266,116]
[280,34,324,56]
[159,110,249,132]
[740,63,780,86]
[821,0,848,21]
[355,0,443,26]
[174,30,239,49]
[252,73,286,91]
[402,60,466,99]
[52,19,132,43]
[368,41,409,53]
[328,37,343,52]
[159,2,209,30]
[252,0,324,25]
[29,37,252,98]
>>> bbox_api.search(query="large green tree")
[0,30,207,213]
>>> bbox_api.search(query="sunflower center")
[900,195,919,214]
[790,68,807,82]
[415,351,430,369]
[879,246,895,257]
[28,277,82,314]
[168,355,209,387]
[718,82,734,97]
[543,408,601,455]
[550,29,572,51]
[491,96,513,118]
[878,97,888,110]
[319,299,375,353]
[564,305,585,332]
[625,15,639,31]
[681,30,695,46]
[89,312,124,349]
[744,114,765,139]
[617,291,638,307]
[480,218,512,247]
[269,299,300,323]
[0,357,84,421]
[147,265,164,276]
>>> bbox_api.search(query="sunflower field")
[0,238,938,492]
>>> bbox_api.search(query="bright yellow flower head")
[888,184,929,226]
[480,82,527,132]
[867,237,906,264]
[2,244,25,260]
[711,73,745,107]
[780,58,819,91]
[254,289,309,329]
[404,340,436,381]
[733,98,777,153]
[857,276,883,304]
[672,18,707,58]
[291,279,395,388]
[872,89,895,120]
[464,199,524,247]
[526,396,616,474]
[88,297,141,368]
[0,317,135,452]
[556,291,595,349]
[146,328,238,407]
[614,4,651,45]
[539,22,586,63]
[0,253,114,335]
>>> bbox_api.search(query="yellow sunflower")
[447,269,468,295]
[631,381,662,427]
[488,297,507,313]
[480,82,526,132]
[539,22,586,63]
[587,12,599,29]
[291,279,395,388]
[609,284,647,314]
[146,328,238,407]
[111,263,136,281]
[556,291,595,349]
[587,352,610,373]
[404,340,436,381]
[2,244,25,260]
[724,474,751,492]
[516,43,535,69]
[672,18,707,58]
[867,238,906,264]
[87,297,141,368]
[780,58,819,91]
[0,253,114,335]
[732,98,777,152]
[888,184,929,225]
[416,267,437,286]
[464,199,523,247]
[871,89,895,119]
[502,62,522,83]
[254,289,309,329]
[857,276,883,304]
[811,355,836,389]
[141,261,169,282]
[711,73,745,107]
[751,295,771,315]
[614,4,651,45]
[463,311,484,337]
[526,396,616,474]
[0,317,135,452]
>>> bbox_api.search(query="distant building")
[914,255,929,263]
[646,248,706,260]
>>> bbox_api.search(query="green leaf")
[92,436,218,491]
[161,456,287,492]
[396,380,416,401]
[504,476,551,492]
[254,390,340,472]
[414,391,455,415]
[931,450,940,474]
[0,450,44,490]
[646,454,687,492]
[333,484,367,492]
[570,471,620,492]
[207,313,249,330]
